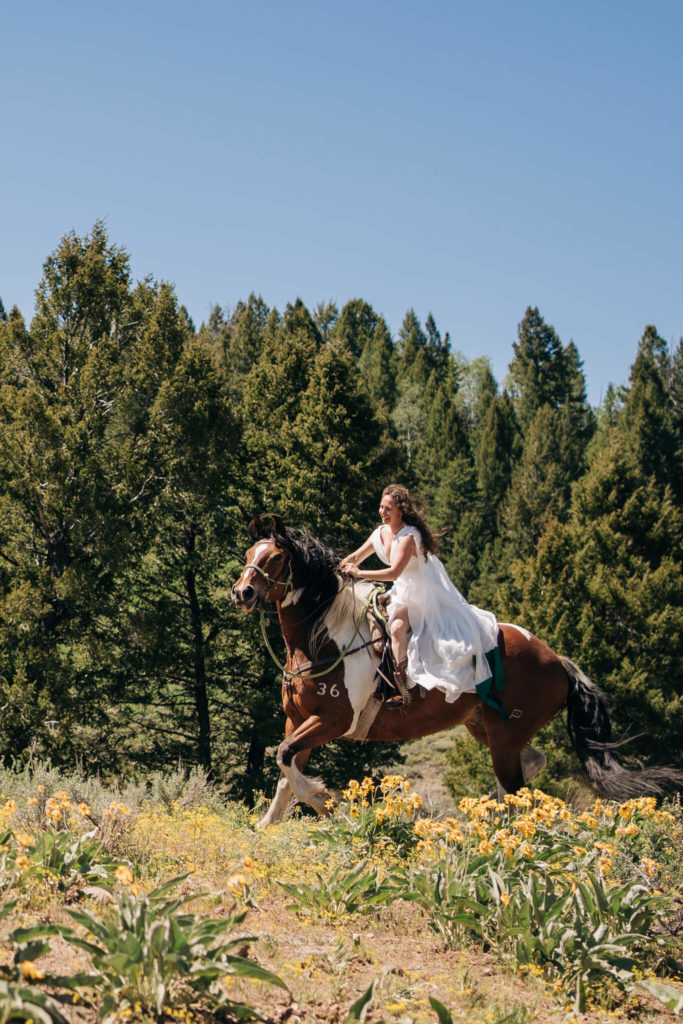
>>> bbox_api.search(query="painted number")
[316,682,341,697]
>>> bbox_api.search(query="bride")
[340,484,499,706]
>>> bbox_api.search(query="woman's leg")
[389,606,412,705]
[389,606,411,666]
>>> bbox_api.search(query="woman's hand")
[340,560,360,577]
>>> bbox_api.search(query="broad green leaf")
[344,979,376,1022]
[639,979,683,1013]
[429,996,454,1024]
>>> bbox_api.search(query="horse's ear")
[271,515,287,539]
[247,516,262,541]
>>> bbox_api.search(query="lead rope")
[259,584,382,681]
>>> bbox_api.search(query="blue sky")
[2,0,681,405]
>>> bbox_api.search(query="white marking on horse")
[243,542,274,586]
[500,622,533,641]
[319,591,379,736]
[280,587,303,607]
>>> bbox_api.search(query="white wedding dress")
[371,524,500,703]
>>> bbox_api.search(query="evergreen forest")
[0,223,681,800]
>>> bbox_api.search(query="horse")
[231,515,682,826]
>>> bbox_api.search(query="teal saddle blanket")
[475,646,508,721]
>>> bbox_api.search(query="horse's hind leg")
[491,747,525,802]
[465,711,546,799]
[520,744,547,784]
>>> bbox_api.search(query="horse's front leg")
[276,713,347,816]
[258,750,312,828]
[257,715,307,828]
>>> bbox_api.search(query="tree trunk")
[183,525,212,772]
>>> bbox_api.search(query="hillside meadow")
[0,757,681,1024]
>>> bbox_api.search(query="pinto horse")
[231,515,681,826]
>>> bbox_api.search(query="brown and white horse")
[231,515,681,826]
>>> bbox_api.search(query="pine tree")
[670,338,683,499]
[500,404,573,558]
[424,313,450,377]
[508,434,683,772]
[199,295,269,396]
[501,309,594,559]
[621,325,676,493]
[329,299,378,358]
[472,392,519,542]
[413,367,469,507]
[358,317,397,418]
[241,302,320,514]
[96,338,248,776]
[0,225,176,758]
[312,300,338,341]
[506,307,565,430]
[287,340,400,546]
[396,309,429,386]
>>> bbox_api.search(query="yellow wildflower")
[512,817,537,839]
[615,824,640,837]
[226,873,249,894]
[15,832,35,849]
[20,960,45,980]
[4,799,16,813]
[641,857,660,879]
[15,854,30,871]
[114,865,134,885]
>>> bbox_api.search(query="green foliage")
[443,729,496,801]
[0,980,68,1024]
[9,828,119,897]
[60,876,286,1019]
[277,861,397,917]
[506,433,683,766]
[0,223,681,808]
[494,871,664,1012]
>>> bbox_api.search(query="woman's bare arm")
[342,537,375,565]
[341,533,416,582]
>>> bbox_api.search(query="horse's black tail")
[562,657,683,801]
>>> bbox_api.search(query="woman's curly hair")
[382,484,443,560]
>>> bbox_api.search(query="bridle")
[243,554,294,598]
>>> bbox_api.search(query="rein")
[259,583,382,681]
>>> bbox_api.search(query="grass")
[0,762,681,1023]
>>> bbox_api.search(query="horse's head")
[231,514,294,612]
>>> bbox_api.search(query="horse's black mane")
[252,522,341,610]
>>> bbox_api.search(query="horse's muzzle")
[231,581,258,612]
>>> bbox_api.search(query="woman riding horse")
[232,512,682,826]
[341,484,499,708]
